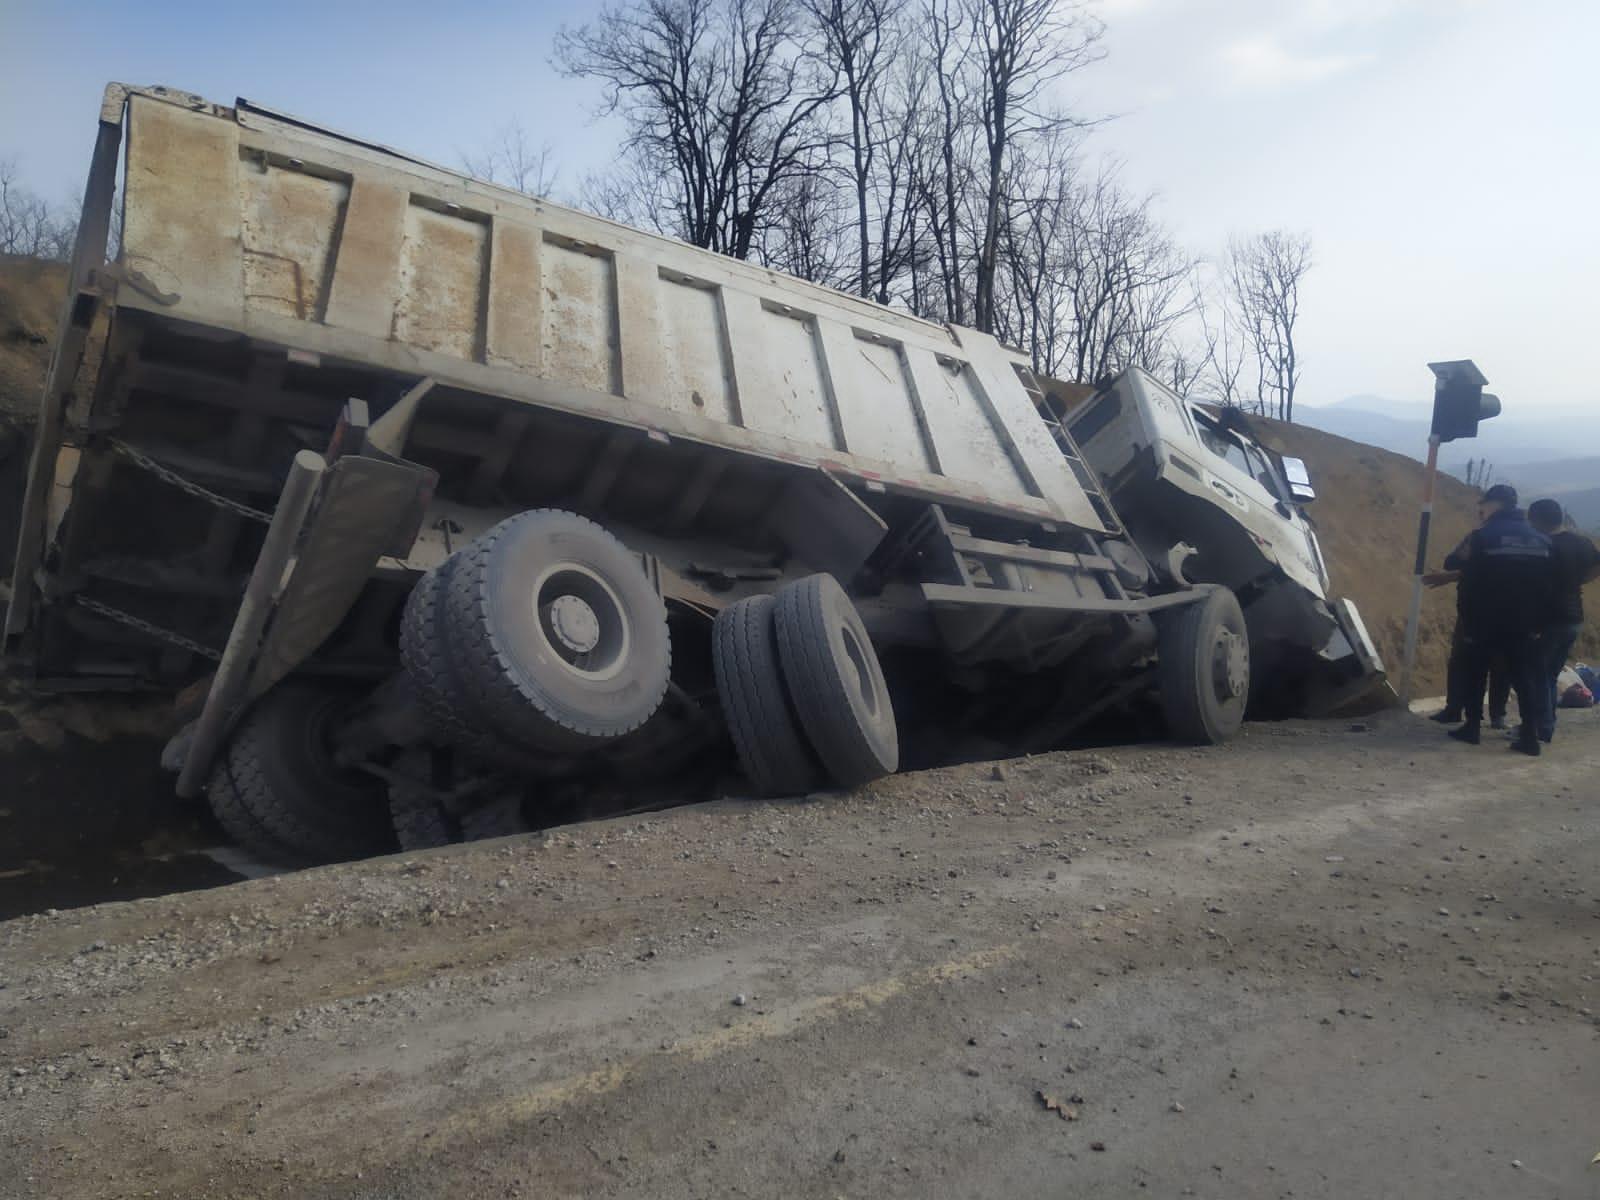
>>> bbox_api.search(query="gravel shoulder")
[2,708,1597,1198]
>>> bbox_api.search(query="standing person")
[1527,498,1600,743]
[1426,498,1513,727]
[1446,485,1554,755]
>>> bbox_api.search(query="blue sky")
[2,0,1595,420]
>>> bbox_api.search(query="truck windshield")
[1193,412,1254,479]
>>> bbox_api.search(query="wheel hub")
[547,594,601,655]
[1213,630,1248,699]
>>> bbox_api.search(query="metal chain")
[73,594,224,661]
[107,437,273,524]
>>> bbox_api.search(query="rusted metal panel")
[541,235,620,396]
[322,178,407,339]
[238,152,348,321]
[122,96,244,324]
[485,220,543,372]
[394,199,490,360]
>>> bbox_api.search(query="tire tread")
[773,574,897,788]
[712,595,818,796]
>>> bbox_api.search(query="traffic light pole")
[1398,433,1442,705]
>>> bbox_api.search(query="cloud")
[1218,35,1374,91]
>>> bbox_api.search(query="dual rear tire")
[401,509,672,764]
[713,573,898,796]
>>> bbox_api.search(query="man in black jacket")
[1444,485,1555,755]
[1528,498,1600,743]
[1426,495,1514,727]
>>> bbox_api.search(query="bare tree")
[1227,230,1312,423]
[915,0,974,323]
[1189,264,1249,408]
[802,0,903,297]
[462,120,559,197]
[963,0,1103,333]
[0,159,75,260]
[756,168,853,286]
[555,0,840,261]
[1463,457,1497,490]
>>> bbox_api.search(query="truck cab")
[1063,369,1384,715]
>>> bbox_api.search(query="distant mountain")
[1296,395,1595,476]
[1319,392,1426,413]
[1556,488,1600,532]
[1499,457,1600,496]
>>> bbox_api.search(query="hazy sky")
[2,0,1595,419]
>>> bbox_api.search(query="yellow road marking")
[439,942,1019,1140]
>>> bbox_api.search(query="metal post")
[1398,434,1441,705]
[4,90,128,641]
[175,451,326,797]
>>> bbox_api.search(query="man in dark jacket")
[1444,485,1554,754]
[1426,495,1513,727]
[1528,498,1600,743]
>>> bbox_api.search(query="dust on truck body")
[4,84,1357,863]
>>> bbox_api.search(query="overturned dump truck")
[5,85,1382,864]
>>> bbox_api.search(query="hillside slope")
[0,256,68,579]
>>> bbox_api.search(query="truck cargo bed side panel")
[112,93,1112,534]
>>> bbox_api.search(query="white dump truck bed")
[115,86,1106,534]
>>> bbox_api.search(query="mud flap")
[246,454,433,699]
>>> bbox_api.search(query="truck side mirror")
[1282,456,1316,503]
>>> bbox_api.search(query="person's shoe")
[1448,722,1481,745]
[1489,716,1509,731]
[1429,709,1462,724]
[1510,735,1541,757]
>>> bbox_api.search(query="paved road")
[3,709,1597,1198]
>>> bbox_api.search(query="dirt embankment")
[0,255,64,429]
[0,256,67,579]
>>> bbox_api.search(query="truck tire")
[773,573,898,788]
[386,750,458,851]
[712,595,820,797]
[206,682,395,863]
[460,794,531,842]
[1157,587,1250,744]
[390,793,456,851]
[400,561,518,764]
[442,510,671,754]
[207,767,312,867]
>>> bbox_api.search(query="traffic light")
[1426,359,1501,442]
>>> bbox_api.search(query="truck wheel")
[206,682,395,862]
[386,750,458,851]
[1158,587,1250,744]
[773,573,898,788]
[712,595,820,797]
[207,769,312,867]
[460,794,531,842]
[401,561,519,764]
[390,793,456,851]
[443,510,672,753]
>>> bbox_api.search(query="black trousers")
[1459,627,1545,732]
[1445,623,1511,719]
